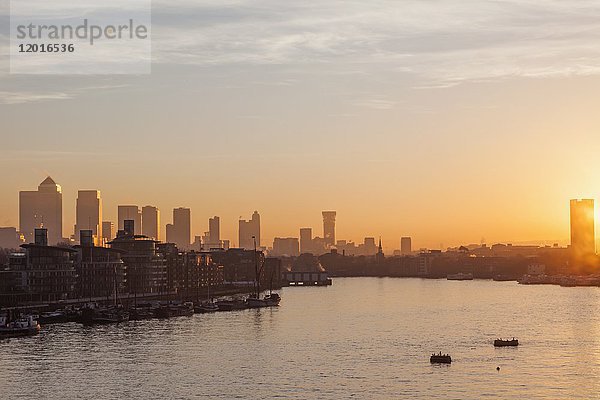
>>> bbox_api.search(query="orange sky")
[2,1,600,252]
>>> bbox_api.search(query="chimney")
[124,219,135,236]
[80,230,93,247]
[34,228,48,246]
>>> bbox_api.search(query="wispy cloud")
[353,96,396,110]
[3,0,600,105]
[150,0,600,84]
[0,84,130,104]
[0,90,73,104]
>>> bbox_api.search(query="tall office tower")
[0,227,22,249]
[102,221,114,242]
[322,211,336,247]
[209,216,220,244]
[239,211,260,250]
[166,223,174,243]
[142,206,160,240]
[401,237,412,255]
[75,190,102,245]
[19,176,63,245]
[364,237,377,256]
[118,205,142,235]
[300,228,313,254]
[170,207,191,250]
[570,199,595,265]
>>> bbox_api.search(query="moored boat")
[194,301,219,313]
[264,292,281,306]
[215,299,247,311]
[245,296,269,308]
[245,236,282,309]
[80,306,129,325]
[0,315,41,338]
[155,302,194,318]
[246,293,282,308]
[38,311,68,324]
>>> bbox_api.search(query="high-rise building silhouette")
[401,237,412,255]
[322,211,336,247]
[272,237,300,257]
[142,206,160,240]
[19,177,63,245]
[239,211,260,249]
[570,199,595,265]
[300,227,313,254]
[209,216,220,244]
[376,237,384,264]
[118,205,142,235]
[75,190,102,245]
[166,207,191,249]
[102,221,114,242]
[363,237,377,255]
[0,227,23,249]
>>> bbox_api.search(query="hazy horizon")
[3,0,600,250]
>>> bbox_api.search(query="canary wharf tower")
[19,177,63,245]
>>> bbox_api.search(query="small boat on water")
[245,296,269,308]
[155,302,194,318]
[39,307,80,324]
[38,311,68,324]
[494,338,519,347]
[245,293,281,308]
[129,307,156,321]
[194,301,219,313]
[0,315,40,338]
[447,273,473,281]
[264,292,281,306]
[245,237,282,309]
[215,299,247,311]
[0,315,40,339]
[80,306,129,325]
[430,352,452,364]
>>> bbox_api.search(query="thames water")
[2,278,600,399]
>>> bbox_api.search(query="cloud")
[0,84,130,104]
[149,0,600,84]
[0,90,73,104]
[353,96,396,110]
[2,0,600,105]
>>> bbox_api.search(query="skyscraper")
[19,176,63,245]
[118,205,142,235]
[142,206,160,240]
[322,211,336,247]
[75,190,102,245]
[300,227,312,254]
[401,237,412,255]
[239,211,260,249]
[0,227,23,249]
[272,237,300,257]
[167,207,191,249]
[102,221,114,242]
[570,199,595,265]
[209,216,220,244]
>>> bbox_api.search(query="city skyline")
[3,175,598,253]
